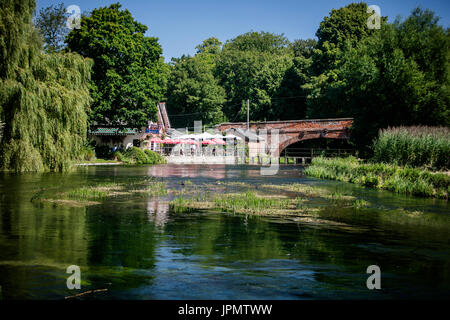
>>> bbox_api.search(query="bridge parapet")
[216,118,353,157]
[216,118,353,132]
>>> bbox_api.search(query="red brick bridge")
[216,118,353,156]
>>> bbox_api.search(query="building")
[88,102,170,151]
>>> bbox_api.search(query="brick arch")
[277,135,320,157]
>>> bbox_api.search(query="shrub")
[144,149,166,164]
[124,147,149,164]
[117,147,166,165]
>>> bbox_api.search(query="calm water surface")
[0,164,449,299]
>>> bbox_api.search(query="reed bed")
[372,126,449,170]
[214,191,291,213]
[305,156,449,199]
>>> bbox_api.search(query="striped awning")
[89,127,139,136]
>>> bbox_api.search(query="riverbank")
[305,156,449,199]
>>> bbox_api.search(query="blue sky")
[36,0,450,61]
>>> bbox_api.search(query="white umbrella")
[223,134,242,141]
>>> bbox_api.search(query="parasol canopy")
[161,138,177,144]
[150,137,164,143]
[212,138,226,145]
[182,139,199,145]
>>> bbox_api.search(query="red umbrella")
[201,140,215,145]
[150,137,163,143]
[183,139,199,145]
[212,138,226,145]
[161,138,176,144]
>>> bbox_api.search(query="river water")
[0,164,449,299]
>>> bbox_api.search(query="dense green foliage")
[0,0,92,172]
[372,126,450,170]
[166,39,226,128]
[217,32,295,122]
[115,147,166,165]
[166,32,312,127]
[1,1,447,173]
[306,6,449,152]
[305,157,449,199]
[66,3,167,128]
[165,3,448,156]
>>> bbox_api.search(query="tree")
[166,55,226,128]
[291,39,316,58]
[167,37,226,128]
[195,37,222,54]
[223,31,290,53]
[216,31,294,121]
[0,0,92,172]
[305,2,386,118]
[66,3,167,128]
[35,3,69,52]
[310,7,449,153]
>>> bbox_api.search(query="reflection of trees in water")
[0,174,89,298]
[146,164,228,179]
[164,214,287,261]
[163,211,450,295]
[85,203,158,289]
[146,200,170,227]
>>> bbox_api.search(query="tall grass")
[67,187,108,200]
[305,156,449,199]
[214,191,291,213]
[372,126,449,170]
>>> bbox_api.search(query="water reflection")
[146,200,170,227]
[0,165,449,299]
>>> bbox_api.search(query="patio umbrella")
[212,138,226,145]
[161,138,176,144]
[150,137,163,143]
[201,140,215,145]
[181,139,199,145]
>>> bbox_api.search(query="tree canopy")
[306,6,449,153]
[35,3,69,53]
[0,0,92,172]
[164,3,448,155]
[66,3,167,128]
[2,0,448,168]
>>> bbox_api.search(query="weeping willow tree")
[0,0,92,172]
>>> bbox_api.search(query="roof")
[89,127,139,136]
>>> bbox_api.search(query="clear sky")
[36,0,450,61]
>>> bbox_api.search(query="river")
[0,164,449,299]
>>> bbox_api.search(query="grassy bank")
[305,157,449,199]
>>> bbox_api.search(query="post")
[246,99,250,130]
